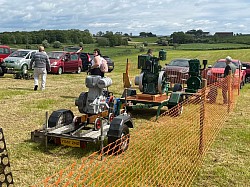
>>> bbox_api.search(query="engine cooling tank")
[97,77,112,89]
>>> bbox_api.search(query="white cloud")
[1,0,250,35]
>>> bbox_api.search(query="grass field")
[1,46,250,186]
[192,83,250,187]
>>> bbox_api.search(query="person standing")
[147,49,153,57]
[222,56,236,104]
[89,48,104,77]
[30,46,51,91]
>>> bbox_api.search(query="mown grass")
[192,83,250,186]
[1,46,250,186]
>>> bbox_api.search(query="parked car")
[80,52,93,71]
[206,59,246,88]
[3,49,38,73]
[242,62,250,83]
[80,52,114,72]
[10,48,18,54]
[164,58,190,84]
[47,51,82,74]
[0,45,12,76]
[103,55,114,72]
[63,46,82,52]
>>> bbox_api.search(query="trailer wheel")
[48,110,74,128]
[168,103,183,117]
[173,83,182,92]
[94,118,101,131]
[107,124,130,155]
[108,113,114,122]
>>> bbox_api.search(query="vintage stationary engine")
[134,50,168,95]
[75,75,112,114]
[185,59,207,93]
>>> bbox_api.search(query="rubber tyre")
[173,83,182,92]
[107,124,130,155]
[21,64,28,73]
[57,67,63,75]
[246,76,250,83]
[76,66,81,74]
[0,67,4,76]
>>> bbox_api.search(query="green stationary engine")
[185,59,207,93]
[134,49,168,95]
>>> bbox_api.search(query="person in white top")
[90,48,104,77]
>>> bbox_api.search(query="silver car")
[3,49,38,72]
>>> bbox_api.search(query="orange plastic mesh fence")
[32,75,239,187]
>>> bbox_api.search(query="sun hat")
[225,56,232,62]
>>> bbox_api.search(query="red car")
[0,45,12,76]
[164,58,190,84]
[242,62,250,83]
[47,51,82,75]
[206,59,246,88]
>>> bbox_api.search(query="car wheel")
[240,81,244,89]
[21,64,28,73]
[246,76,250,83]
[76,66,81,74]
[0,67,4,76]
[57,67,63,75]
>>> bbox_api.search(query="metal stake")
[45,111,48,152]
[100,117,104,161]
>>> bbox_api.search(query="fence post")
[199,79,207,155]
[227,73,232,113]
[45,111,48,152]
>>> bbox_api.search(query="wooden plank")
[135,93,167,102]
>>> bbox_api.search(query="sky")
[1,0,250,36]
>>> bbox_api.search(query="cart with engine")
[31,75,134,154]
[119,50,208,118]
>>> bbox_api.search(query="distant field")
[178,43,250,50]
[129,36,158,43]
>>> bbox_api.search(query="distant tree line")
[1,29,250,48]
[0,29,129,48]
[156,29,250,46]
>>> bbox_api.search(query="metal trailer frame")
[118,87,184,119]
[31,109,134,154]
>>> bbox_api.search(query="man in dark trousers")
[222,56,236,104]
[30,46,51,91]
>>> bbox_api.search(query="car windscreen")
[9,50,29,57]
[63,47,81,52]
[214,61,239,68]
[168,59,189,67]
[0,47,10,54]
[47,52,64,59]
